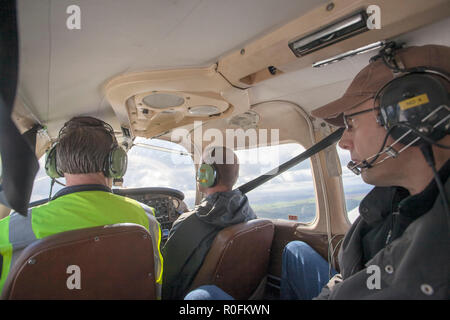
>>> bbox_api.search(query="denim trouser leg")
[184,285,234,300]
[280,240,337,300]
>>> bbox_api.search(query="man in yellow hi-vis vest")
[0,116,163,297]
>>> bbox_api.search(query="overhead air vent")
[288,11,369,57]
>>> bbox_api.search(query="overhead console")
[103,65,250,141]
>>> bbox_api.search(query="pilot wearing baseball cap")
[280,44,450,300]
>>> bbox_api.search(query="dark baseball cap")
[311,44,450,127]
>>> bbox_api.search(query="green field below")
[251,196,364,223]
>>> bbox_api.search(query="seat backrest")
[189,219,274,300]
[1,223,156,300]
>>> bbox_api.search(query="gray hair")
[56,120,114,174]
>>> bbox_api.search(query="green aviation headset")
[45,117,128,179]
[197,162,218,189]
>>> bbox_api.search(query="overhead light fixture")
[289,11,369,57]
[312,41,385,68]
[188,105,219,116]
[142,93,185,109]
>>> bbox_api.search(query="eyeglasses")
[343,107,380,130]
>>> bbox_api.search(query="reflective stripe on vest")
[136,201,163,299]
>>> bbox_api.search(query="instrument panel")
[113,187,188,241]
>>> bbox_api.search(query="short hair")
[56,117,115,174]
[203,146,239,189]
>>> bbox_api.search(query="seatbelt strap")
[237,127,345,194]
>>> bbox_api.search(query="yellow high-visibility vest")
[0,186,163,297]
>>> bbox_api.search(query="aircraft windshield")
[30,138,196,209]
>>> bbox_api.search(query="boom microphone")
[347,107,450,175]
[347,145,399,175]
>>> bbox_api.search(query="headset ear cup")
[197,163,217,188]
[378,73,449,145]
[45,146,63,179]
[106,147,128,179]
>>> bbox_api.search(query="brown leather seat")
[1,223,157,300]
[189,219,274,300]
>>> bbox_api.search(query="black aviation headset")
[45,117,128,180]
[347,42,450,217]
[374,42,449,148]
[348,42,450,172]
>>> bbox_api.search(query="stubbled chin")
[361,168,393,187]
[361,168,376,186]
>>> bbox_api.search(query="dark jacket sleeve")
[314,285,331,300]
[317,182,450,299]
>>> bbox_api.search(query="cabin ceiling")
[14,0,450,142]
[16,0,326,134]
[249,14,450,111]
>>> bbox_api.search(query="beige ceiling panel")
[218,0,450,87]
[104,65,250,138]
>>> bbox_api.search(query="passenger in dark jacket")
[162,147,256,299]
[286,44,450,300]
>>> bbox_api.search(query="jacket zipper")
[385,211,399,246]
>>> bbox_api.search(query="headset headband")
[58,116,118,146]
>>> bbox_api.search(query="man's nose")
[338,129,353,150]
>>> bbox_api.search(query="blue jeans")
[280,240,337,300]
[184,285,234,300]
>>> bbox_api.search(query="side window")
[234,143,317,223]
[31,156,65,202]
[337,146,372,223]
